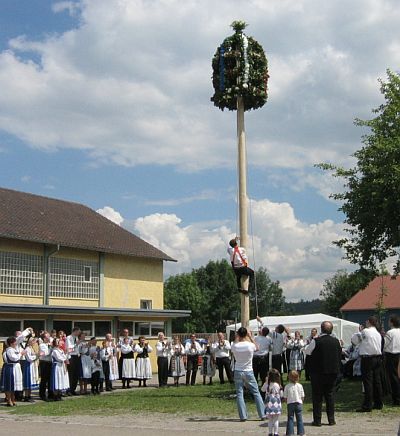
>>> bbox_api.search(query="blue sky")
[1,0,399,300]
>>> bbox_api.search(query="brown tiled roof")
[341,275,400,311]
[0,187,175,262]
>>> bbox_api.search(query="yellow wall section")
[0,238,43,255]
[0,295,42,305]
[49,298,98,307]
[53,247,99,261]
[104,254,164,309]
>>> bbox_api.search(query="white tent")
[226,313,360,345]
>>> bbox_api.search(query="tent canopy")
[226,313,360,346]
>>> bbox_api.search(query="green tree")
[320,269,376,316]
[319,70,400,269]
[193,259,240,331]
[250,267,285,318]
[164,273,206,332]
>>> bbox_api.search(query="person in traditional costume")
[57,330,66,352]
[185,334,203,386]
[88,337,104,391]
[1,335,26,407]
[66,327,81,395]
[39,332,54,401]
[156,332,171,388]
[23,337,39,402]
[117,329,133,381]
[287,331,305,378]
[169,336,186,387]
[120,336,139,388]
[100,334,119,391]
[51,338,70,401]
[91,353,102,395]
[212,332,233,384]
[201,337,216,385]
[78,332,91,395]
[135,336,153,387]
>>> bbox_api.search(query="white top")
[5,347,22,363]
[351,327,382,356]
[286,338,305,351]
[39,343,52,362]
[254,335,272,357]
[270,331,285,355]
[136,344,153,355]
[283,382,305,404]
[384,328,400,354]
[52,348,68,363]
[118,336,133,346]
[25,346,37,363]
[185,341,203,355]
[171,344,185,356]
[231,341,256,372]
[66,335,79,356]
[156,340,171,357]
[120,344,139,354]
[212,340,231,358]
[227,245,248,268]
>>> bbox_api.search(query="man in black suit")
[305,321,342,427]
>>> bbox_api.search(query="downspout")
[43,244,60,306]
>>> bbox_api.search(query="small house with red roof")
[341,275,400,330]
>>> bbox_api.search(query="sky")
[0,0,399,301]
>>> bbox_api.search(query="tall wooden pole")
[237,95,250,328]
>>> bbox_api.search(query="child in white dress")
[261,369,283,436]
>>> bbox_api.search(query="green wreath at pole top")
[211,21,269,112]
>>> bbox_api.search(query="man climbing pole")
[228,237,254,294]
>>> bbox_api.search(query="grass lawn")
[10,378,399,417]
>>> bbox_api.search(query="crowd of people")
[229,314,400,436]
[0,326,154,405]
[1,314,399,435]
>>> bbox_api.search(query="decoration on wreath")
[211,21,269,111]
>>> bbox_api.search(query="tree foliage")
[164,260,285,332]
[250,267,285,318]
[320,269,376,317]
[319,70,400,269]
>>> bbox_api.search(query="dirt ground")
[0,410,399,435]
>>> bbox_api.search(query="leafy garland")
[211,21,269,112]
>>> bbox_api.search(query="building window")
[49,257,99,300]
[0,320,21,338]
[150,322,165,336]
[136,322,150,336]
[0,251,43,297]
[23,320,45,336]
[53,320,73,335]
[118,321,134,336]
[84,266,91,283]
[95,321,111,337]
[73,321,93,337]
[140,300,152,310]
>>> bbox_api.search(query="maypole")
[211,21,269,328]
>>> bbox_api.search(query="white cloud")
[0,0,398,174]
[122,197,351,301]
[96,206,124,225]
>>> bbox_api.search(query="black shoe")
[373,404,383,410]
[311,422,322,427]
[329,421,336,425]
